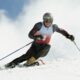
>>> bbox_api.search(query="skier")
[5,12,74,68]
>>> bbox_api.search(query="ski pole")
[73,41,80,52]
[0,41,33,61]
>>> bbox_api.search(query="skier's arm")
[28,22,42,39]
[54,24,75,41]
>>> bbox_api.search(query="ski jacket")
[28,22,70,44]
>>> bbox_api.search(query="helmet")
[43,12,53,22]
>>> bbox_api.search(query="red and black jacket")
[28,22,70,43]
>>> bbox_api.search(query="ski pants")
[8,42,51,65]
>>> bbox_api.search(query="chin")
[46,25,51,27]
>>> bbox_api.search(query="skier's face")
[44,20,52,27]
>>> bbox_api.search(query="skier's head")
[43,12,53,27]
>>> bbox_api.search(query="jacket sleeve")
[28,22,42,39]
[53,24,70,38]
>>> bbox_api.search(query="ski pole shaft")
[73,41,80,52]
[0,41,33,61]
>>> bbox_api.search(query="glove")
[34,35,43,41]
[68,35,75,41]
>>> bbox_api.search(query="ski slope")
[0,59,80,80]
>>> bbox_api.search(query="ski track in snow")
[0,59,80,80]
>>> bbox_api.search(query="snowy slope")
[0,59,80,80]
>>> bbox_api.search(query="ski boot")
[23,61,40,67]
[5,63,16,69]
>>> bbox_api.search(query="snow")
[0,59,80,80]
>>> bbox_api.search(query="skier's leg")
[5,53,30,68]
[25,44,50,66]
[34,44,51,59]
[5,43,35,68]
[23,56,40,66]
[40,44,51,57]
[27,56,36,65]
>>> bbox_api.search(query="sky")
[0,0,80,64]
[0,0,30,19]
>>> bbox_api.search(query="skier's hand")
[34,35,43,41]
[68,35,75,41]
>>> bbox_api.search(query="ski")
[17,62,39,68]
[0,63,42,71]
[0,59,45,71]
[18,59,45,68]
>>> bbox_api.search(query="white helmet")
[43,12,53,22]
